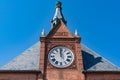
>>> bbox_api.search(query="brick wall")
[85,72,120,80]
[46,70,84,80]
[0,72,38,80]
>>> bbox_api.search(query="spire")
[51,1,66,27]
[41,29,46,37]
[74,29,79,37]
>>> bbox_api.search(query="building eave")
[0,70,41,73]
[83,70,120,73]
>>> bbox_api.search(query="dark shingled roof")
[0,42,120,72]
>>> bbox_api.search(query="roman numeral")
[66,52,70,55]
[51,58,56,62]
[64,61,69,65]
[51,55,55,58]
[55,61,58,65]
[66,59,71,62]
[67,56,72,58]
[64,61,67,64]
[64,50,69,54]
[60,62,62,65]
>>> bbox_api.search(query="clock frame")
[48,46,74,68]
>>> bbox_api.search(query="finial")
[56,1,62,8]
[51,1,66,27]
[41,29,46,37]
[75,29,79,37]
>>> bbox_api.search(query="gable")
[47,20,74,38]
[0,42,120,72]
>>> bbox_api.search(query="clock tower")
[39,1,85,80]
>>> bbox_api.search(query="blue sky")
[0,0,120,67]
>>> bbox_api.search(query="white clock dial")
[48,46,74,68]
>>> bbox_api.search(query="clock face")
[48,46,74,68]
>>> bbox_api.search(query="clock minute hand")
[60,49,62,57]
[60,49,64,60]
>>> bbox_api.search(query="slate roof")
[81,44,120,72]
[0,42,40,72]
[0,42,120,72]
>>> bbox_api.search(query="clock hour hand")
[60,48,64,60]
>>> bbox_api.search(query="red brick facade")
[85,72,120,80]
[0,72,38,80]
[0,72,120,80]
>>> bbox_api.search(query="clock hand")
[60,48,64,60]
[62,54,64,60]
[59,48,63,63]
[60,48,62,57]
[57,48,61,58]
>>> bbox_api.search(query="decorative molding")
[54,32,68,36]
